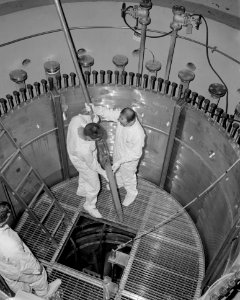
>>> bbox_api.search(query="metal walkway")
[15,177,205,300]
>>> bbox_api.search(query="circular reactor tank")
[0,70,240,300]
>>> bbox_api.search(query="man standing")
[67,114,108,218]
[0,201,61,298]
[86,105,145,207]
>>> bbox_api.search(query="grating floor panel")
[125,260,198,300]
[15,176,204,300]
[49,269,103,300]
[135,235,200,278]
[15,207,76,261]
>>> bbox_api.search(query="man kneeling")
[0,202,61,299]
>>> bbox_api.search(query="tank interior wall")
[0,2,239,114]
[1,82,240,276]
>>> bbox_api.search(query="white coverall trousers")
[76,166,100,209]
[115,161,138,197]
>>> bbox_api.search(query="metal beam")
[159,98,185,188]
[50,89,70,180]
[97,139,123,222]
[138,23,147,75]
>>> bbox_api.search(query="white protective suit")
[67,114,105,209]
[0,224,48,296]
[93,106,145,199]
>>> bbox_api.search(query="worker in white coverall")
[86,104,145,207]
[0,201,61,299]
[67,114,108,218]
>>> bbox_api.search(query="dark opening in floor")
[58,215,135,283]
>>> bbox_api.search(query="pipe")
[138,24,147,75]
[164,29,178,81]
[53,0,93,115]
[137,2,151,75]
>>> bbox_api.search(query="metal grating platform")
[15,176,205,300]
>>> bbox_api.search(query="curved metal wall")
[0,72,240,279]
[0,93,62,185]
[165,107,240,264]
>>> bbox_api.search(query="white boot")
[88,208,102,218]
[83,203,102,218]
[45,279,62,299]
[122,191,138,207]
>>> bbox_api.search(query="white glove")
[84,103,99,122]
[112,161,121,173]
[93,114,99,123]
[85,102,94,113]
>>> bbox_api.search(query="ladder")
[0,120,70,248]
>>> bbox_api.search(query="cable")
[113,157,240,253]
[123,13,172,38]
[192,14,229,113]
[147,30,173,39]
[123,7,172,38]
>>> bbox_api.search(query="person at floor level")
[86,104,145,207]
[67,113,108,218]
[0,201,61,299]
